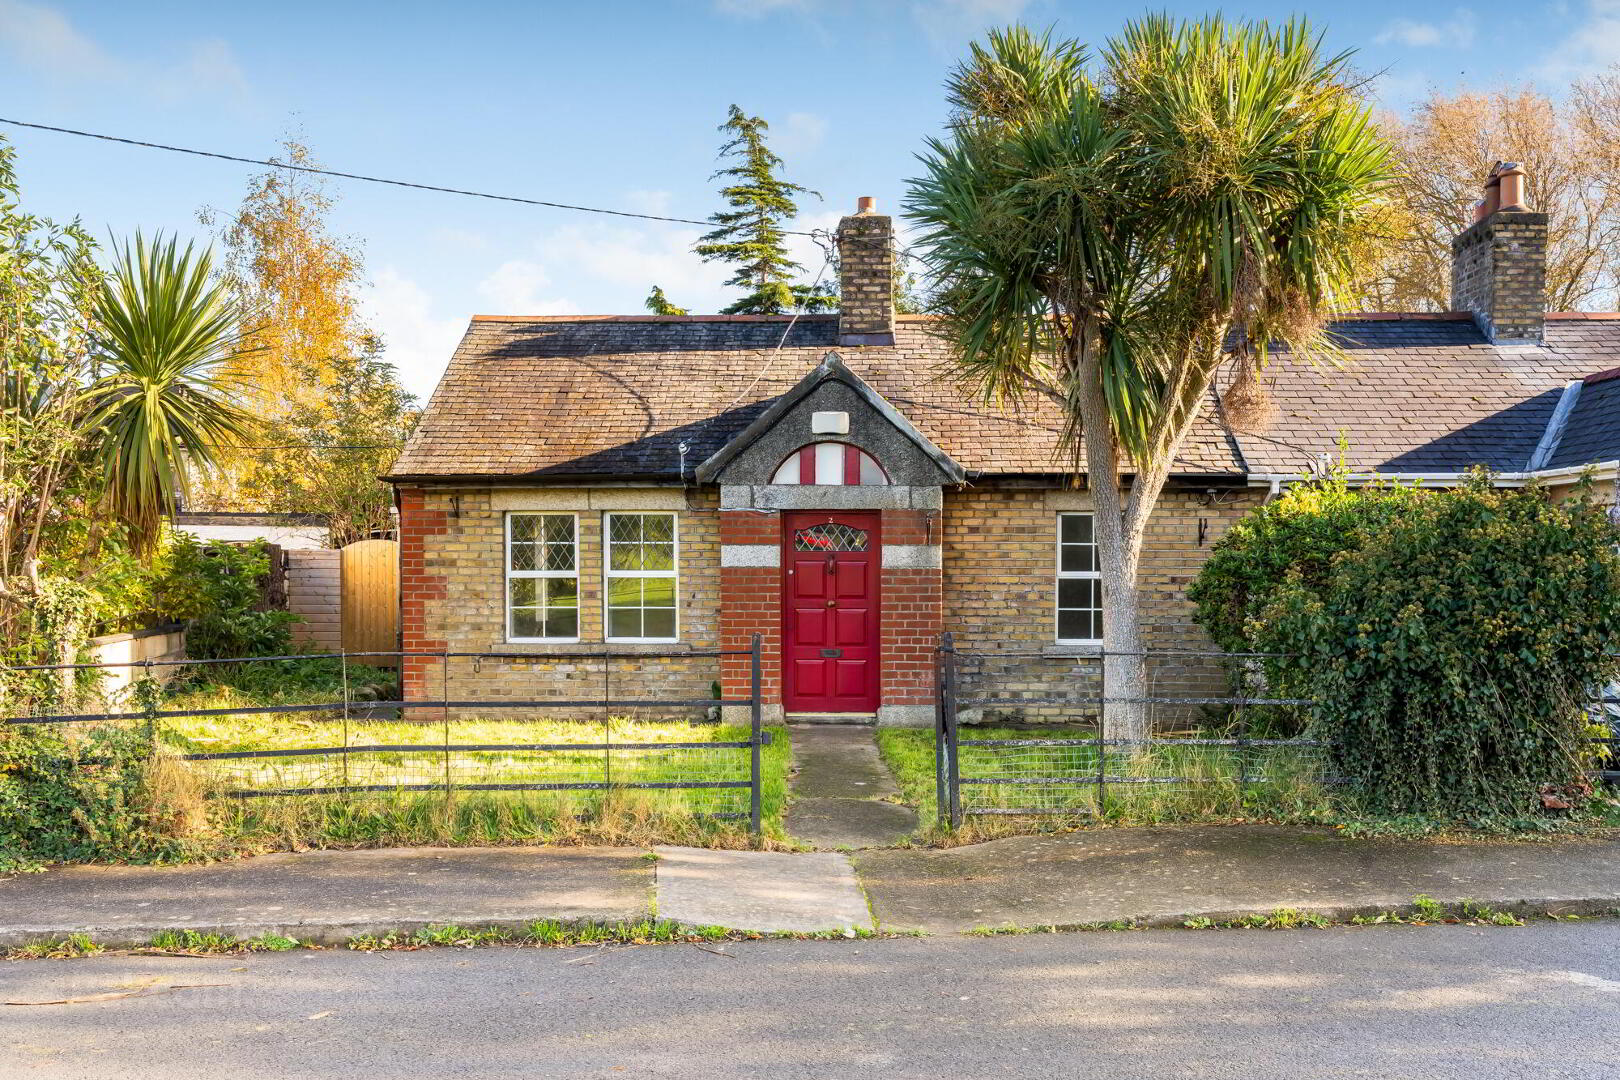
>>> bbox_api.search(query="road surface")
[3,921,1617,1078]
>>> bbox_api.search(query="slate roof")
[388,312,1620,484]
[386,315,1243,481]
[1228,315,1620,476]
[1547,369,1620,469]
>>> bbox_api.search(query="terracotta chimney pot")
[1497,163,1529,212]
[1481,172,1501,218]
[856,196,876,214]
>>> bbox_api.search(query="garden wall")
[86,623,187,704]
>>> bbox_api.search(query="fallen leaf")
[307,1011,334,1020]
[7,984,225,1006]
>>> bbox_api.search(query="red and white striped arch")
[771,442,889,486]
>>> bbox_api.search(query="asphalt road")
[3,922,1618,1079]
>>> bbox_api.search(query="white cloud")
[360,268,469,401]
[774,112,829,156]
[0,0,250,101]
[0,0,109,71]
[625,190,675,217]
[475,260,579,314]
[912,0,1033,49]
[1540,0,1620,78]
[712,0,814,17]
[1373,9,1477,49]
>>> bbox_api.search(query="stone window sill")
[1042,641,1103,658]
[485,641,694,656]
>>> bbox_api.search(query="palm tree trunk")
[1073,340,1152,745]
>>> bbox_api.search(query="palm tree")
[907,19,1393,740]
[84,233,257,555]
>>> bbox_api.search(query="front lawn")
[153,674,792,852]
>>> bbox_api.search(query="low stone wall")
[86,623,187,705]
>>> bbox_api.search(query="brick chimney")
[836,197,895,346]
[1451,161,1547,345]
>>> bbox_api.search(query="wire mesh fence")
[2,636,771,832]
[934,634,1620,829]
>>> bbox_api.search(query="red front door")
[782,512,881,713]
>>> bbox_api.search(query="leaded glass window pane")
[506,514,578,640]
[605,512,678,641]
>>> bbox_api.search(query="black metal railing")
[933,633,1620,830]
[3,634,771,834]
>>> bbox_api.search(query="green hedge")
[1191,469,1620,822]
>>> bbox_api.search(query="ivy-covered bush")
[0,719,195,872]
[1192,471,1620,822]
[152,537,297,659]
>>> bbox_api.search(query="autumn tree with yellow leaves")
[197,140,414,544]
[1357,83,1620,312]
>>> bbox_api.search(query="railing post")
[934,636,948,831]
[749,632,763,840]
[1235,653,1250,810]
[1095,646,1107,819]
[442,652,453,809]
[942,632,962,831]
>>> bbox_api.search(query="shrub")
[152,536,297,659]
[0,721,199,872]
[1196,470,1620,822]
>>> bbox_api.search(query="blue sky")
[0,0,1610,397]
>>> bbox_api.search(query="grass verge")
[5,920,910,960]
[964,895,1620,936]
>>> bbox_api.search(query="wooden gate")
[340,539,400,664]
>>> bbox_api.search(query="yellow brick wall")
[941,481,1265,724]
[407,486,722,720]
[401,480,1267,725]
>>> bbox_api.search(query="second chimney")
[1451,161,1547,345]
[836,197,895,347]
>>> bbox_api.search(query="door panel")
[782,512,881,713]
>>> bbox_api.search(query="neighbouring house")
[173,511,330,550]
[386,164,1620,726]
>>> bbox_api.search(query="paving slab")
[786,724,900,799]
[653,846,871,933]
[856,825,1620,933]
[784,723,918,849]
[0,846,652,947]
[788,797,919,850]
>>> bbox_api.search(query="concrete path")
[783,724,917,849]
[856,825,1620,933]
[7,825,1620,947]
[0,847,651,948]
[652,846,870,934]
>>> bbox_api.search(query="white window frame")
[603,511,680,643]
[1055,512,1104,643]
[505,512,581,644]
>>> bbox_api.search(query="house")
[385,165,1620,726]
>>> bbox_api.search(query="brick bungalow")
[385,164,1620,726]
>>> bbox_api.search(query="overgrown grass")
[151,704,792,852]
[878,725,1340,842]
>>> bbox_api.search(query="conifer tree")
[696,106,833,314]
[643,285,688,315]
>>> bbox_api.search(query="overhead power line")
[0,116,915,259]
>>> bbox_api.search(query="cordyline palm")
[907,19,1393,739]
[83,233,256,555]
